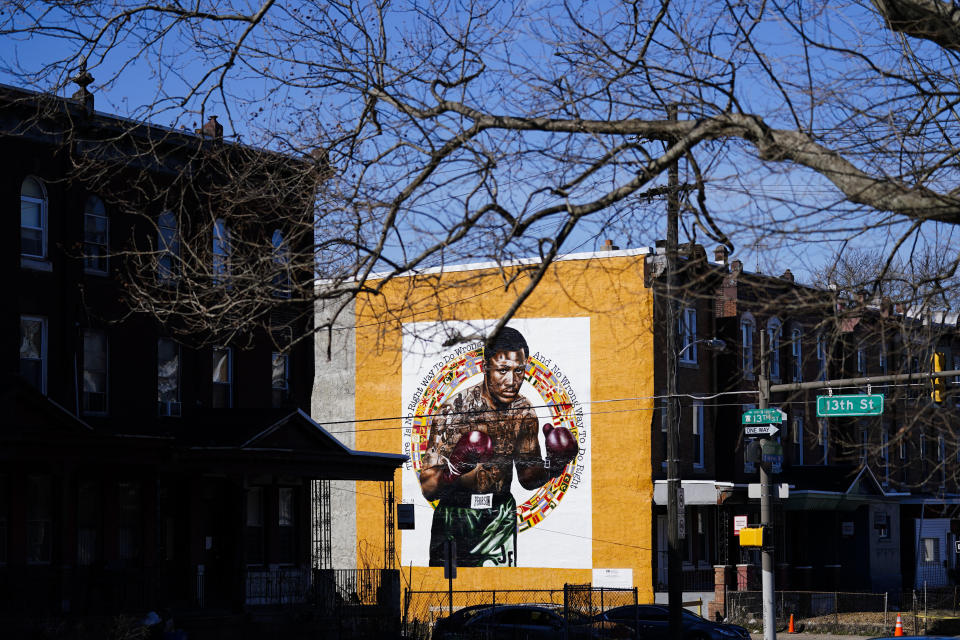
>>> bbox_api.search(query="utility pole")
[665,103,683,640]
[757,329,776,640]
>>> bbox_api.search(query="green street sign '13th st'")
[816,394,884,417]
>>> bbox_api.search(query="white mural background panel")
[400,317,592,568]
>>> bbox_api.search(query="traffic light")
[932,352,945,403]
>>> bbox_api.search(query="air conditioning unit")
[158,400,182,417]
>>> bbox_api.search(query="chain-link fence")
[727,590,890,636]
[403,585,637,639]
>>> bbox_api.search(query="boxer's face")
[484,350,526,406]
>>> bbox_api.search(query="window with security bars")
[246,487,264,565]
[118,481,141,563]
[82,329,108,414]
[83,195,108,274]
[77,480,100,566]
[27,475,51,564]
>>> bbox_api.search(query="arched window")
[791,327,803,382]
[157,211,179,283]
[83,195,108,274]
[740,313,755,379]
[21,176,47,259]
[213,218,230,284]
[271,229,291,297]
[767,317,782,381]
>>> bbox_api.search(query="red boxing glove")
[543,424,578,476]
[442,430,494,482]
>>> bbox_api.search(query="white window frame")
[157,338,181,417]
[82,329,109,415]
[767,318,782,381]
[741,315,755,380]
[679,306,697,365]
[818,418,829,465]
[793,414,804,465]
[20,176,47,261]
[692,401,704,469]
[791,328,803,382]
[158,211,180,284]
[83,195,109,274]
[19,315,47,394]
[212,346,233,408]
[272,352,290,407]
[213,218,231,285]
[816,333,827,381]
[881,427,890,485]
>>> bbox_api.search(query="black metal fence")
[403,584,638,639]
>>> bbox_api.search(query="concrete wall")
[312,297,357,569]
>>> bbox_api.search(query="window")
[27,475,52,564]
[856,341,866,375]
[271,229,291,297]
[692,401,704,468]
[213,218,230,284]
[767,318,782,381]
[0,475,7,565]
[875,511,891,540]
[818,418,829,465]
[20,316,47,393]
[278,487,295,564]
[246,487,264,565]
[77,480,100,566]
[741,315,755,379]
[20,176,47,259]
[212,346,233,408]
[882,427,890,485]
[118,481,141,562]
[157,338,181,417]
[816,333,827,381]
[272,352,290,407]
[158,211,180,283]
[793,415,804,465]
[922,538,940,563]
[679,306,697,365]
[880,344,888,375]
[82,329,108,414]
[791,328,803,382]
[83,195,108,274]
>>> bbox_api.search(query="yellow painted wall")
[353,253,655,599]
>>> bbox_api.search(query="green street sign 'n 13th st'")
[742,408,787,425]
[816,394,884,417]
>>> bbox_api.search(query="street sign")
[816,394,884,417]
[744,425,779,436]
[742,408,786,424]
[733,515,748,536]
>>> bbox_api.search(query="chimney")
[199,115,223,140]
[71,67,95,115]
[602,239,620,251]
[781,269,794,283]
[730,259,743,274]
[714,245,728,265]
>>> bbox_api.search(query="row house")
[3,83,404,638]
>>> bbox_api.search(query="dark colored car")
[595,605,751,640]
[433,603,634,639]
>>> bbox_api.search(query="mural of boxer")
[418,327,578,567]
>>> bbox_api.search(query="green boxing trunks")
[429,494,517,567]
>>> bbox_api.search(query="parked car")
[433,603,634,639]
[594,605,751,640]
